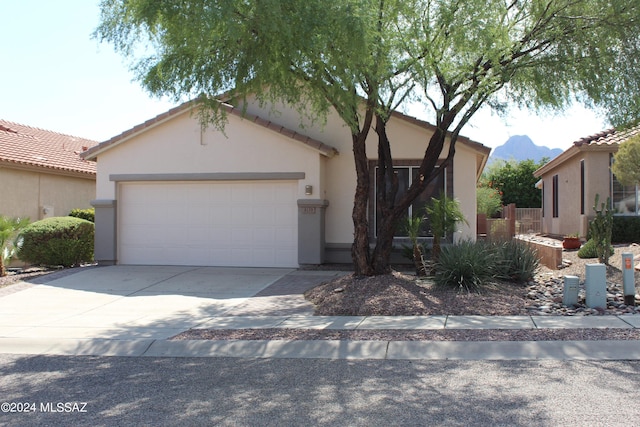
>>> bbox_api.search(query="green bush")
[577,238,614,259]
[434,240,497,292]
[69,208,95,223]
[17,217,94,267]
[434,239,539,291]
[494,240,539,282]
[612,216,640,243]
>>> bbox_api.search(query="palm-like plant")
[425,195,468,261]
[0,216,30,276]
[404,215,428,276]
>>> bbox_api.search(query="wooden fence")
[515,208,542,235]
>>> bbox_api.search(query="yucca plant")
[434,240,497,292]
[0,215,30,276]
[494,240,539,282]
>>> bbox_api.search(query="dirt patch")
[304,271,530,316]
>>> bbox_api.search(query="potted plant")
[562,233,582,250]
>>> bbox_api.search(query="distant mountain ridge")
[491,135,562,163]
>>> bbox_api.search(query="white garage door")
[118,181,298,267]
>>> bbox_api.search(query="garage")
[118,181,299,267]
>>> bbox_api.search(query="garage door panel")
[119,182,298,267]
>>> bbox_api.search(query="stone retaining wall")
[515,236,563,270]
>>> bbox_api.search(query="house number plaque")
[302,207,316,214]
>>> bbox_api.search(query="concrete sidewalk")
[1,266,640,360]
[1,314,639,361]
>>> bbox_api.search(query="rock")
[333,287,344,293]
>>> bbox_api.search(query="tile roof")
[534,123,640,177]
[572,124,640,147]
[0,120,97,176]
[82,99,340,160]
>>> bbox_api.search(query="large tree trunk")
[350,106,375,276]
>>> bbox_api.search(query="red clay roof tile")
[0,120,97,176]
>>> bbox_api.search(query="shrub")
[0,216,30,276]
[434,239,539,291]
[69,208,95,223]
[612,216,640,243]
[17,217,94,267]
[434,240,497,292]
[577,238,614,259]
[494,240,539,282]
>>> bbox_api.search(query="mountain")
[490,135,563,163]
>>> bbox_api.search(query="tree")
[476,186,503,217]
[96,0,640,276]
[480,159,547,208]
[612,134,640,187]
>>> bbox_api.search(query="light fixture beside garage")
[305,185,313,195]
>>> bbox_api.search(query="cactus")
[589,194,614,265]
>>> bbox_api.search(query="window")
[370,161,450,238]
[580,160,585,215]
[611,154,640,215]
[552,174,559,218]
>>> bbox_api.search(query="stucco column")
[297,199,329,265]
[91,199,117,265]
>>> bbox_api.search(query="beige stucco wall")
[0,166,95,221]
[539,149,612,237]
[94,109,325,202]
[93,100,485,252]
[241,99,482,244]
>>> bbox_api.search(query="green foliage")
[611,216,640,243]
[493,240,540,282]
[611,134,640,186]
[476,186,503,217]
[589,194,614,265]
[425,195,468,260]
[403,215,428,276]
[69,208,95,223]
[96,0,640,275]
[0,216,30,276]
[434,240,497,292]
[479,159,546,208]
[17,217,94,267]
[434,239,539,291]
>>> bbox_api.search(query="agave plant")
[0,215,30,276]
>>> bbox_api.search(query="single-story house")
[0,119,97,221]
[534,124,640,238]
[81,99,490,268]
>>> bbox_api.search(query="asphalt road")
[1,354,639,426]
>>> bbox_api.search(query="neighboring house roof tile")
[0,119,97,176]
[81,100,340,160]
[534,123,640,177]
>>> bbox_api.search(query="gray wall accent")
[110,172,305,182]
[324,243,353,264]
[297,199,329,265]
[90,199,117,266]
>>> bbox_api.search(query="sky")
[1,0,609,152]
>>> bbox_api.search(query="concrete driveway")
[0,265,326,341]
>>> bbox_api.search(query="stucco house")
[0,120,97,222]
[534,124,640,238]
[81,99,490,268]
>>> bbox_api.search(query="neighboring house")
[534,124,640,238]
[81,99,490,268]
[0,119,97,222]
